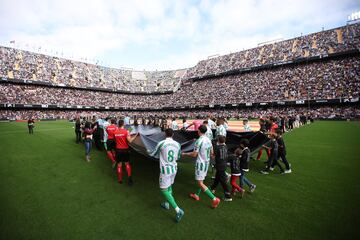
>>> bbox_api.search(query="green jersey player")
[150,128,184,222]
[171,118,179,130]
[215,118,227,140]
[203,120,213,141]
[183,125,221,209]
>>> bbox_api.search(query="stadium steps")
[292,39,298,53]
[304,49,310,57]
[335,29,343,44]
[7,70,14,79]
[312,37,318,49]
[258,46,264,60]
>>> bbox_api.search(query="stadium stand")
[0,23,359,120]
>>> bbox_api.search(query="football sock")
[256,149,262,160]
[174,207,180,213]
[106,151,115,163]
[204,187,216,200]
[168,186,173,195]
[117,165,123,182]
[125,163,132,177]
[161,189,178,210]
[196,188,202,196]
[230,176,242,192]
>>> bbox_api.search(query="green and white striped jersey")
[150,137,181,175]
[205,125,213,140]
[207,119,216,129]
[194,135,213,171]
[215,124,227,138]
[171,121,179,130]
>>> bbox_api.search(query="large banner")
[129,125,269,162]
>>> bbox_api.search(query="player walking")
[150,128,184,222]
[215,118,227,140]
[106,118,117,165]
[183,125,221,208]
[171,118,179,130]
[113,119,138,185]
[28,117,35,134]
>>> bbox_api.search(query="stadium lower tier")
[0,106,359,120]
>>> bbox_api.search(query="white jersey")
[205,125,213,140]
[124,116,130,125]
[183,122,189,129]
[171,120,179,130]
[243,124,252,132]
[215,124,227,138]
[150,137,181,175]
[102,120,110,141]
[208,119,216,129]
[194,135,213,171]
[224,122,229,130]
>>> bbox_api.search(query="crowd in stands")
[0,23,359,121]
[1,106,358,121]
[186,23,360,78]
[1,56,359,109]
[0,24,358,95]
[0,46,184,93]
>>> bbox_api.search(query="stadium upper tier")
[186,23,360,79]
[0,46,186,93]
[0,23,359,93]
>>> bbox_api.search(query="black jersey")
[214,144,228,171]
[277,136,286,155]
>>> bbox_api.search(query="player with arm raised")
[150,128,184,223]
[183,125,221,209]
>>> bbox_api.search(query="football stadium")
[0,1,360,239]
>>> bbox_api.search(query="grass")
[0,120,359,240]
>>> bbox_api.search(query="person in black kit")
[288,116,294,131]
[210,136,232,201]
[256,118,270,161]
[234,139,256,193]
[276,130,292,173]
[75,117,82,143]
[28,117,35,134]
[261,132,284,174]
[93,120,103,150]
[280,116,286,133]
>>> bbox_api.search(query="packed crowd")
[1,106,358,121]
[0,46,184,92]
[186,23,360,78]
[1,56,359,109]
[0,24,358,94]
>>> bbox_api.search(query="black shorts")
[106,140,115,151]
[116,149,130,163]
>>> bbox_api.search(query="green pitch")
[0,120,359,240]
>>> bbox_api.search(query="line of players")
[96,116,292,223]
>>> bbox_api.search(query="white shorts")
[195,169,209,181]
[159,173,176,189]
[195,160,210,181]
[195,161,210,181]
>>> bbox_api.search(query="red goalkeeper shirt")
[114,128,129,150]
[106,124,118,140]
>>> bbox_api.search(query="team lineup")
[72,115,293,223]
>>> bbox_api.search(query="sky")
[0,0,359,70]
